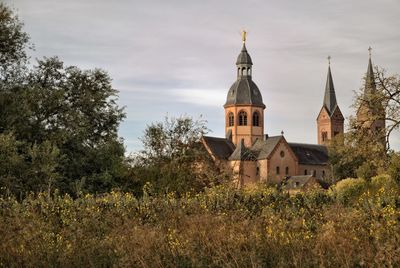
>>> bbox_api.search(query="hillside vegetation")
[1,174,400,267]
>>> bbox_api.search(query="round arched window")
[280,151,285,158]
[252,112,260,126]
[238,111,248,126]
[228,112,234,127]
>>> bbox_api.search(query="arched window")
[228,112,234,127]
[285,167,289,175]
[242,67,246,76]
[252,111,260,126]
[238,111,248,126]
[276,166,280,175]
[322,170,325,177]
[247,68,251,76]
[304,169,307,175]
[312,170,316,177]
[322,131,328,142]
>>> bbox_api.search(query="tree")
[0,4,129,196]
[328,65,400,180]
[132,116,224,195]
[0,3,30,81]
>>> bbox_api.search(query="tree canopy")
[0,3,128,197]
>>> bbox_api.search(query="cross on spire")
[368,46,372,58]
[241,30,247,43]
[327,55,331,65]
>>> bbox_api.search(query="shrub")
[330,178,367,205]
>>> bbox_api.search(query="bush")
[330,178,367,205]
[1,183,400,267]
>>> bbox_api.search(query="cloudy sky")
[6,0,400,152]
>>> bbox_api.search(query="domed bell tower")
[224,31,266,147]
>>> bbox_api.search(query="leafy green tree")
[0,3,30,81]
[0,4,129,196]
[133,116,224,195]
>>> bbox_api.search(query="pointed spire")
[323,57,338,115]
[365,47,376,92]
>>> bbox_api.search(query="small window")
[252,112,260,126]
[285,167,289,175]
[295,181,300,187]
[280,151,285,158]
[322,131,328,142]
[334,131,339,136]
[322,170,325,177]
[256,167,260,176]
[312,170,316,177]
[276,166,280,175]
[228,112,234,127]
[304,169,307,175]
[238,111,248,126]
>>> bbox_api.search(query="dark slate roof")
[202,136,235,160]
[281,175,314,190]
[250,136,282,159]
[288,143,328,165]
[236,43,252,65]
[323,65,338,116]
[229,139,256,161]
[365,57,376,92]
[224,78,265,108]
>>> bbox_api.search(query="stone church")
[201,33,381,188]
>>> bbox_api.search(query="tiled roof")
[202,136,235,160]
[229,139,256,161]
[251,136,282,159]
[224,78,265,108]
[282,175,314,190]
[288,143,328,165]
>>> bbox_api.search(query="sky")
[6,0,400,153]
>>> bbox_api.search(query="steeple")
[323,58,338,116]
[224,32,266,147]
[357,47,386,140]
[236,30,253,79]
[316,56,344,145]
[365,47,376,92]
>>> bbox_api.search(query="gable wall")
[265,141,298,184]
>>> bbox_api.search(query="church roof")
[323,65,338,116]
[281,175,314,190]
[202,136,235,160]
[229,139,257,161]
[250,136,282,159]
[288,143,328,165]
[224,41,265,108]
[365,57,377,92]
[224,78,265,107]
[236,43,253,65]
[202,135,328,166]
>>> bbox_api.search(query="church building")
[201,32,347,187]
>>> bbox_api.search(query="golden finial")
[368,46,372,58]
[241,30,247,43]
[327,55,331,65]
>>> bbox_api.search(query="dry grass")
[1,176,400,267]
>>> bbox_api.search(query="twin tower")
[224,34,377,147]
